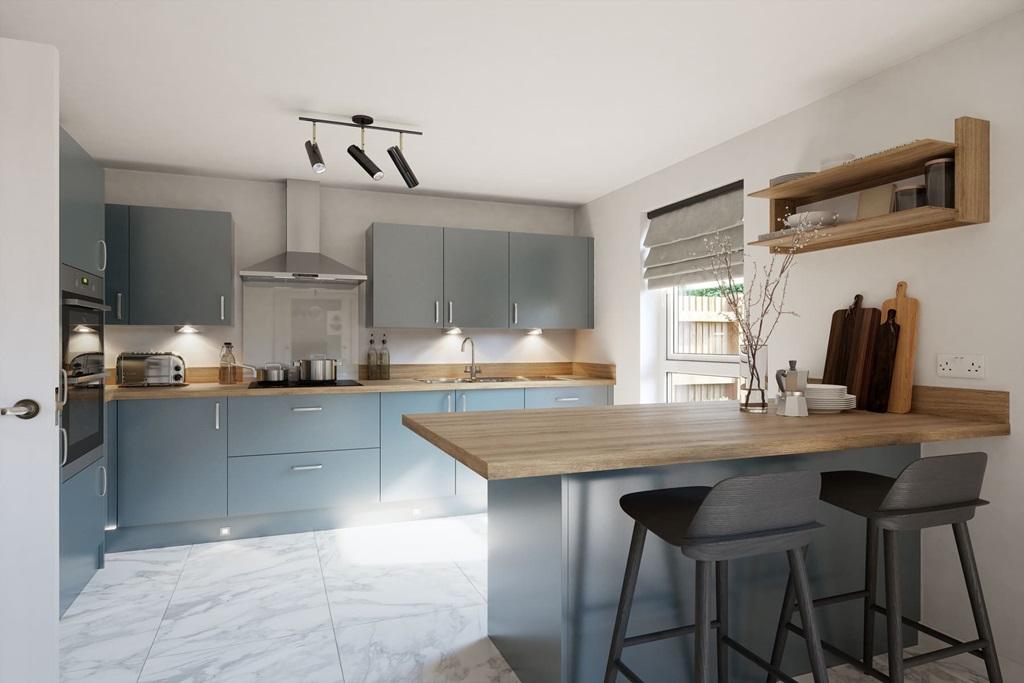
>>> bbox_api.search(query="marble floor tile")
[61,658,146,683]
[138,629,343,683]
[317,515,487,567]
[455,559,487,600]
[335,605,519,683]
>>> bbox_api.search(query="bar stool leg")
[603,522,647,683]
[695,559,713,683]
[765,572,797,683]
[953,522,1004,683]
[787,547,829,683]
[863,518,879,675]
[883,530,905,683]
[716,561,729,683]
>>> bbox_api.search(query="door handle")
[59,427,68,466]
[214,401,221,430]
[291,406,323,412]
[448,301,453,325]
[291,464,323,472]
[116,292,124,320]
[555,397,580,403]
[58,369,68,409]
[98,465,108,497]
[460,393,467,412]
[98,239,108,272]
[513,302,518,326]
[220,295,226,321]
[435,301,440,325]
[1,399,40,419]
[447,392,454,413]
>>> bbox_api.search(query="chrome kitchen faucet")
[461,336,481,381]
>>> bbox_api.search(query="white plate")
[784,211,839,228]
[805,384,847,393]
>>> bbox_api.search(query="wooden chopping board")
[881,281,919,413]
[823,293,880,408]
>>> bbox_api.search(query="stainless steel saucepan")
[262,363,288,383]
[295,356,338,382]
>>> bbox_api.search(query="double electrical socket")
[936,354,986,379]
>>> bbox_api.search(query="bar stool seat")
[768,453,1003,683]
[605,471,830,683]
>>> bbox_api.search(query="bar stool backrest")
[881,452,987,512]
[688,470,821,539]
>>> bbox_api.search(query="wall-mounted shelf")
[749,117,989,253]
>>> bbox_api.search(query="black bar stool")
[767,452,1003,683]
[604,471,830,683]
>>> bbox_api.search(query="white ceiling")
[2,1,1021,206]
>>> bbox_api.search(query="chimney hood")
[239,179,367,286]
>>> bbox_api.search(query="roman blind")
[643,180,743,289]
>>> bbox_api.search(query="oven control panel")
[60,263,103,298]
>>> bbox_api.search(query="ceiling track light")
[298,114,422,186]
[305,122,326,174]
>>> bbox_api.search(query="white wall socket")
[936,354,986,379]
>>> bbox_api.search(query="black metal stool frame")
[766,453,1003,683]
[604,471,830,683]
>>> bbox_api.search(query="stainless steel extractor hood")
[239,179,367,285]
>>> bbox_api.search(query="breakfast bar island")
[403,388,1010,683]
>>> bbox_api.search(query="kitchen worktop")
[402,385,1010,480]
[105,375,614,401]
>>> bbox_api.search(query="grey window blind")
[643,182,743,290]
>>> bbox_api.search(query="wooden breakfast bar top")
[402,386,1010,480]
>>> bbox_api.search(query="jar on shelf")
[925,157,955,208]
[893,182,926,212]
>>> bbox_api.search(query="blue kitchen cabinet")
[366,223,444,328]
[455,389,524,506]
[227,393,379,457]
[117,398,227,527]
[60,128,106,276]
[443,228,509,328]
[128,206,233,325]
[59,456,107,615]
[510,233,593,329]
[525,385,610,409]
[103,205,130,325]
[106,401,118,529]
[381,391,456,502]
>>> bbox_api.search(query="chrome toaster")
[116,352,186,387]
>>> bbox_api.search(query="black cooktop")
[248,379,363,389]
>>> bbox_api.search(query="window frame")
[660,287,741,404]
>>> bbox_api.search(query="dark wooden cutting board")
[823,293,881,407]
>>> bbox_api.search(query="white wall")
[104,169,576,367]
[575,12,1024,674]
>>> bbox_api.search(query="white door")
[0,37,61,683]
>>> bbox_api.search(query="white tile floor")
[61,513,989,682]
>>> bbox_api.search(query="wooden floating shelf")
[749,206,965,253]
[749,117,989,253]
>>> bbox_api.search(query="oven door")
[61,296,109,480]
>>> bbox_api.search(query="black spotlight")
[348,145,384,180]
[305,140,326,174]
[387,142,419,189]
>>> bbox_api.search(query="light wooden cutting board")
[881,281,919,413]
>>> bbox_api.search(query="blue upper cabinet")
[366,223,444,328]
[104,205,130,325]
[381,391,456,502]
[59,129,106,276]
[443,228,509,328]
[128,206,233,325]
[510,233,593,329]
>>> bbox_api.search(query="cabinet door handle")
[448,301,453,325]
[555,397,580,403]
[59,427,68,466]
[513,302,518,325]
[291,406,323,412]
[220,295,226,321]
[435,301,440,325]
[58,368,69,409]
[460,393,467,412]
[447,392,454,413]
[291,464,323,472]
[98,465,108,497]
[116,292,124,320]
[98,239,107,272]
[214,401,221,430]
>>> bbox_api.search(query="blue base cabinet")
[117,398,227,527]
[227,394,379,456]
[381,391,457,502]
[60,457,106,615]
[455,389,525,507]
[525,385,610,409]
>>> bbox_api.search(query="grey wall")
[104,169,577,366]
[574,12,1024,676]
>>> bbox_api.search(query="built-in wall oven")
[60,264,109,481]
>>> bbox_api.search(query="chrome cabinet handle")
[59,427,68,466]
[447,392,454,413]
[214,401,221,430]
[555,397,580,403]
[220,295,225,321]
[98,239,107,272]
[435,301,440,325]
[116,292,123,320]
[460,393,467,412]
[98,465,108,497]
[513,302,518,325]
[291,406,323,412]
[58,369,69,409]
[448,301,453,325]
[291,464,323,472]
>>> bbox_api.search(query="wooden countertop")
[105,376,614,402]
[402,388,1010,480]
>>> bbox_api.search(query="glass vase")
[739,348,769,413]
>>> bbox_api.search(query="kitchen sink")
[416,375,567,384]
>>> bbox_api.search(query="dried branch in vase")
[702,224,817,412]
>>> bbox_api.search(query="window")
[662,283,742,403]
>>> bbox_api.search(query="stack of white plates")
[804,384,857,414]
